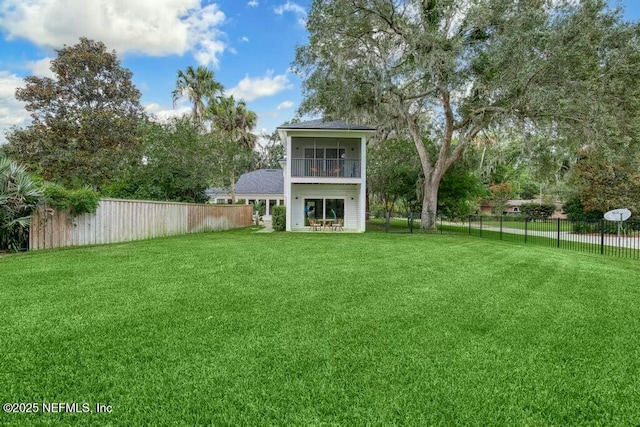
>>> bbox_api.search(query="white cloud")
[248,1,258,6]
[274,1,307,26]
[0,71,29,144]
[227,71,293,102]
[274,1,305,15]
[25,57,55,78]
[146,100,192,122]
[276,100,294,110]
[241,36,249,43]
[0,0,227,67]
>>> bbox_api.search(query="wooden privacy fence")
[29,198,253,250]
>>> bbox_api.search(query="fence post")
[480,215,483,238]
[409,212,413,234]
[525,217,528,244]
[557,218,561,248]
[469,215,472,235]
[440,215,443,234]
[500,215,503,240]
[600,219,605,255]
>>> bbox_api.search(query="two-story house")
[277,120,376,232]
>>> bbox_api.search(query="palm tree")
[0,156,42,251]
[209,96,258,202]
[209,96,257,149]
[172,66,224,123]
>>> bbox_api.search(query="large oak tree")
[294,0,640,228]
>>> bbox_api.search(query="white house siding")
[290,184,363,231]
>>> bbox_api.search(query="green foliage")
[208,95,259,201]
[4,38,146,191]
[256,128,285,170]
[272,205,286,231]
[571,149,640,214]
[253,201,266,225]
[106,118,212,203]
[295,0,640,227]
[563,196,603,221]
[173,66,224,123]
[519,203,556,220]
[438,163,485,219]
[368,139,421,213]
[369,204,389,219]
[0,156,42,251]
[253,201,266,216]
[489,182,513,214]
[42,183,100,216]
[519,182,540,200]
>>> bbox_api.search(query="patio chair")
[309,218,320,231]
[331,218,343,232]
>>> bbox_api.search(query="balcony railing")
[291,158,361,178]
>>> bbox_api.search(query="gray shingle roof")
[204,187,229,197]
[277,119,375,131]
[206,169,284,197]
[236,169,284,194]
[205,169,284,198]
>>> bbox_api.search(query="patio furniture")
[317,218,333,230]
[309,218,320,231]
[331,218,343,232]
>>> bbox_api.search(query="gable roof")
[205,169,284,198]
[277,119,375,131]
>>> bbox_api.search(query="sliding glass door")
[304,198,345,225]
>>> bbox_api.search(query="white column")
[359,135,367,232]
[285,135,292,231]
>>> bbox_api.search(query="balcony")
[291,158,361,178]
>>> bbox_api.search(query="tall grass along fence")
[440,215,640,260]
[29,198,253,251]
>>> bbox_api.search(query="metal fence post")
[600,219,605,255]
[525,218,528,244]
[480,215,483,238]
[500,215,503,240]
[409,212,413,234]
[469,215,472,235]
[557,218,561,248]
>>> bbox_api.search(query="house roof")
[236,169,284,194]
[277,119,376,131]
[205,169,284,197]
[204,187,229,198]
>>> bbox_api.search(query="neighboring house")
[205,169,284,220]
[479,199,567,219]
[277,120,376,232]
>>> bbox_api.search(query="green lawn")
[1,228,640,425]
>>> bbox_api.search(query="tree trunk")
[421,176,439,230]
[230,171,236,203]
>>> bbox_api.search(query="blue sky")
[0,0,638,144]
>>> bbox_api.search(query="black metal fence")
[440,215,640,260]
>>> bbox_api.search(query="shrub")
[42,183,100,216]
[519,203,556,220]
[563,196,602,221]
[272,205,286,231]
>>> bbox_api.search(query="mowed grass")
[1,229,640,425]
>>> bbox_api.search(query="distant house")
[277,119,376,232]
[479,199,567,218]
[205,169,284,220]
